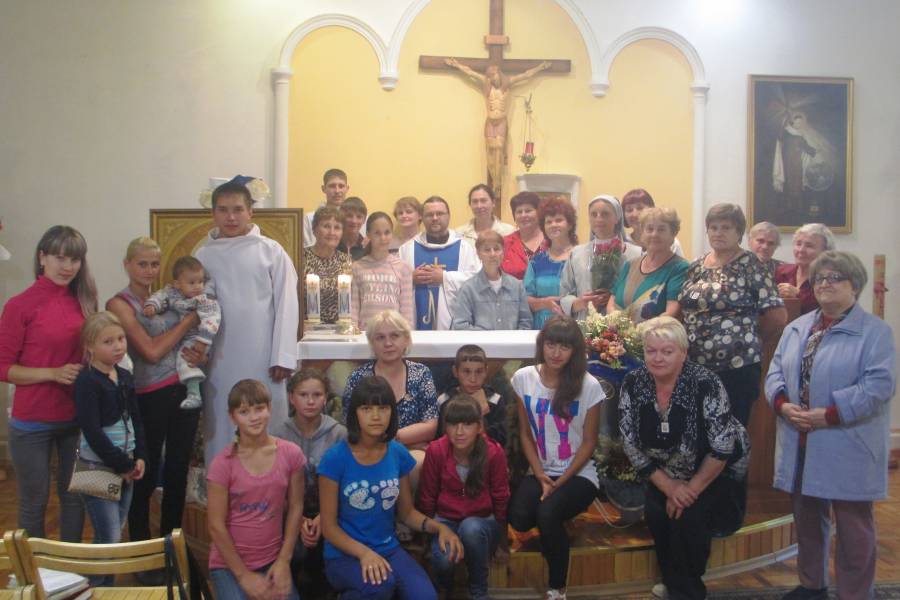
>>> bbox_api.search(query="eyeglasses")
[812,273,849,286]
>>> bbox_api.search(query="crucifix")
[419,0,571,205]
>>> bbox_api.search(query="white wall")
[2,0,899,449]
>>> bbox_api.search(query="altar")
[298,329,538,363]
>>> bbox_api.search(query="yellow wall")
[288,0,695,256]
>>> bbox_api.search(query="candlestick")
[337,274,352,320]
[305,273,321,323]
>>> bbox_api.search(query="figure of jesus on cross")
[420,0,570,202]
[444,58,552,197]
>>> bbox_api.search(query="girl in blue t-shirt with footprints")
[319,375,463,599]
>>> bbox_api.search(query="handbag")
[67,454,123,501]
[68,411,131,502]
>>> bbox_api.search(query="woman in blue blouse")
[342,310,438,484]
[524,197,576,329]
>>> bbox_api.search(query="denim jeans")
[210,563,300,600]
[325,545,436,600]
[431,515,500,600]
[8,422,84,541]
[82,481,134,586]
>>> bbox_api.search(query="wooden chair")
[13,528,190,600]
[0,531,34,599]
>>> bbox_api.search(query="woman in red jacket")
[0,226,97,540]
[416,394,510,600]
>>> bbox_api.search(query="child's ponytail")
[465,434,488,497]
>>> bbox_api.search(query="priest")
[195,177,299,463]
[400,196,480,330]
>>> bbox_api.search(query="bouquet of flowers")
[579,305,643,369]
[590,238,624,290]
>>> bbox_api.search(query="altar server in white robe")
[399,196,481,330]
[195,177,299,464]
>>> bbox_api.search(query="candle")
[525,141,534,155]
[305,273,320,321]
[337,274,352,320]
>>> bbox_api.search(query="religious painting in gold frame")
[748,75,853,233]
[149,208,304,291]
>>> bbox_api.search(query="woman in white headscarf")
[559,195,642,319]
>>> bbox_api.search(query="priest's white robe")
[195,225,299,463]
[399,231,481,330]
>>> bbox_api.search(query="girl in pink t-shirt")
[207,379,305,600]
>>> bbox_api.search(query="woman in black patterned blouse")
[619,316,749,600]
[304,206,352,324]
[677,203,786,426]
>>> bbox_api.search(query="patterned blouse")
[342,360,439,430]
[618,362,750,482]
[304,248,352,324]
[678,251,782,372]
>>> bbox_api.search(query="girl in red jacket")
[416,394,510,600]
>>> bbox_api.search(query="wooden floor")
[0,466,897,595]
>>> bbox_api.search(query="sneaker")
[651,583,668,599]
[781,586,828,600]
[545,589,567,600]
[180,392,202,410]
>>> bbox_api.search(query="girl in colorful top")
[351,212,415,330]
[417,394,510,600]
[320,375,462,600]
[0,225,97,541]
[273,368,348,598]
[508,316,605,600]
[207,379,304,600]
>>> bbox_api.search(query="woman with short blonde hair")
[621,315,749,599]
[343,310,438,485]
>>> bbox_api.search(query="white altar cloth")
[298,330,539,362]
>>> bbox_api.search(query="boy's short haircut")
[211,182,254,209]
[341,196,367,216]
[172,256,205,280]
[312,206,343,230]
[454,344,487,367]
[475,230,504,250]
[323,168,348,185]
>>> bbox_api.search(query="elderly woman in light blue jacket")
[765,250,895,600]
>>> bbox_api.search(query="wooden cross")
[419,0,571,206]
[419,0,571,77]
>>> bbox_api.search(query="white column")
[691,81,709,258]
[271,67,294,209]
